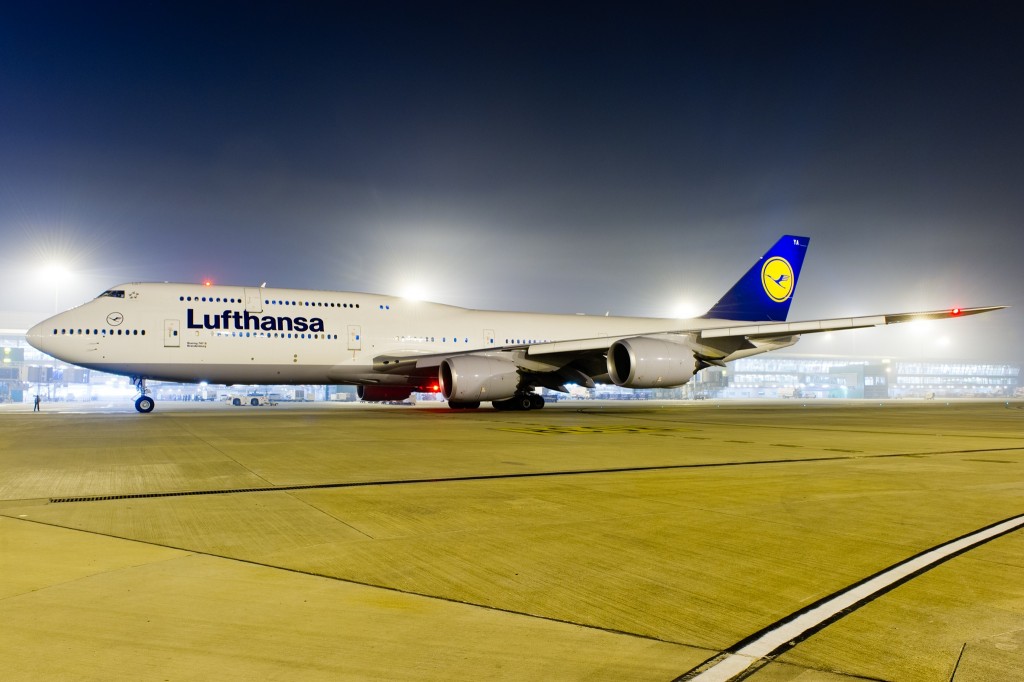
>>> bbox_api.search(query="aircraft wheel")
[492,398,513,411]
[135,396,155,413]
[448,401,481,409]
[529,394,545,410]
[514,394,534,410]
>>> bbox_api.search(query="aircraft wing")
[525,306,1007,356]
[371,305,1006,378]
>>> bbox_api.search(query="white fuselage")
[26,282,743,387]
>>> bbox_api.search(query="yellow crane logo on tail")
[761,256,795,302]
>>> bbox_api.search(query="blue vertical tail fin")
[702,235,810,322]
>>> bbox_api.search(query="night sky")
[2,3,1021,362]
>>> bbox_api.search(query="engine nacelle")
[440,356,519,402]
[607,336,699,388]
[357,385,413,402]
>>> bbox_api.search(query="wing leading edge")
[525,305,1007,358]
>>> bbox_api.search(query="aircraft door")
[164,319,180,347]
[484,329,495,345]
[348,325,361,351]
[244,288,263,313]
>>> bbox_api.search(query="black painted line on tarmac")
[2,514,706,654]
[48,445,1024,504]
[48,456,848,503]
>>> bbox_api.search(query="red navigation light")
[951,307,962,316]
[203,280,213,287]
[430,383,440,392]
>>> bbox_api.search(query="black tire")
[448,401,481,409]
[135,396,155,413]
[232,398,242,406]
[529,394,545,410]
[250,398,260,406]
[492,398,513,411]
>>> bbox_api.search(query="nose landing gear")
[132,376,155,413]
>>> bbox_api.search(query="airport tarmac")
[1,399,1022,681]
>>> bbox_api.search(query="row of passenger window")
[393,336,483,343]
[179,294,361,309]
[267,299,361,309]
[53,326,545,345]
[181,296,240,303]
[392,336,548,344]
[52,328,146,336]
[213,332,339,340]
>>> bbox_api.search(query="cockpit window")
[99,290,125,299]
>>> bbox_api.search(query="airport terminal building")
[2,324,1019,405]
[688,356,1021,400]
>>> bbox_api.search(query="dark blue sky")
[2,3,1021,361]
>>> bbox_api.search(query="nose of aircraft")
[25,319,52,354]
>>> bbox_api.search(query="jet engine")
[440,356,519,402]
[357,385,413,402]
[607,336,699,388]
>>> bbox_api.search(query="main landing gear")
[492,393,545,411]
[447,393,545,411]
[132,376,155,413]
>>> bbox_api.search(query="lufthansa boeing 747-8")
[25,236,1005,412]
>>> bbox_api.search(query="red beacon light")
[951,307,962,316]
[203,280,213,287]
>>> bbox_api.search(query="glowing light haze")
[1,4,1020,362]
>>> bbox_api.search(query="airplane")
[25,235,1005,413]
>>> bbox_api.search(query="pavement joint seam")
[1,514,718,657]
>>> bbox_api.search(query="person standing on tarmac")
[33,395,41,411]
